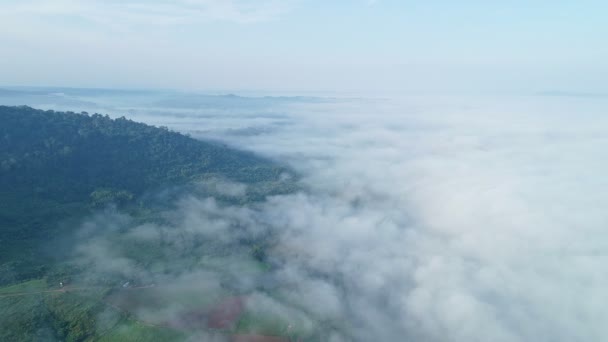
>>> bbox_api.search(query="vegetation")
[0,105,294,285]
[0,106,305,341]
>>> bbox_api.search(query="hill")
[0,106,335,342]
[0,105,294,284]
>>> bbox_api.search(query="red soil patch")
[231,335,290,342]
[207,297,246,329]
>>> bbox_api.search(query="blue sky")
[0,0,606,93]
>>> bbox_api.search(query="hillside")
[0,106,314,342]
[0,105,294,284]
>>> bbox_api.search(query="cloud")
[50,92,608,341]
[176,94,608,341]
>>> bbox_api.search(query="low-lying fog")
[6,89,608,341]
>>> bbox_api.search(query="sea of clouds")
[192,94,608,342]
[6,89,608,341]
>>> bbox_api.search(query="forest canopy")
[0,105,293,284]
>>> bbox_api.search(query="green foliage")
[0,105,295,285]
[0,106,301,341]
[96,320,185,342]
[0,105,291,206]
[0,293,53,341]
[44,290,106,342]
[0,278,47,294]
[90,189,134,208]
[0,279,184,342]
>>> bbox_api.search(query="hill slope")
[0,105,293,283]
[0,106,328,342]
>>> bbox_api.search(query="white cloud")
[173,94,608,341]
[50,92,608,341]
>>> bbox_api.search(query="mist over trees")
[0,105,293,285]
[0,105,307,342]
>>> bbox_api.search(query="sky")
[1,0,607,93]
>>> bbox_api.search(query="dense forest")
[0,105,294,284]
[0,106,310,342]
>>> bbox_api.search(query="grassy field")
[0,278,187,341]
[0,275,344,341]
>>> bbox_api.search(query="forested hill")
[0,105,289,200]
[0,105,292,283]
